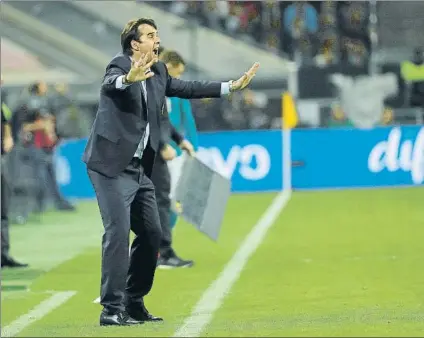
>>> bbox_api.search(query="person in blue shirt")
[165,57,199,225]
[152,48,197,268]
[166,96,199,159]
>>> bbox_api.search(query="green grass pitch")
[2,187,423,337]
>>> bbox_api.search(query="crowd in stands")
[191,89,272,131]
[149,1,371,67]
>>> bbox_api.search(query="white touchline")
[173,190,292,337]
[1,291,77,337]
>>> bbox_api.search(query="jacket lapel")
[146,75,158,124]
[122,53,147,116]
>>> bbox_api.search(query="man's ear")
[131,40,139,51]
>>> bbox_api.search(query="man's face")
[133,24,160,62]
[166,63,185,79]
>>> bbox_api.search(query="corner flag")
[282,92,298,129]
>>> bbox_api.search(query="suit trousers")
[151,155,173,255]
[1,158,11,260]
[88,158,162,313]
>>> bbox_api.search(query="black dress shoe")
[157,248,194,269]
[1,257,28,268]
[100,311,143,326]
[126,306,163,323]
[157,255,194,269]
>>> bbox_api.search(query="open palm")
[126,52,158,83]
[231,62,260,91]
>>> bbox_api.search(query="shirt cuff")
[116,75,130,89]
[220,82,231,95]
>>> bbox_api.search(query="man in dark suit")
[82,18,259,326]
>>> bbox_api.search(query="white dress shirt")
[116,76,149,158]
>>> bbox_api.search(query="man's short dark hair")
[121,18,157,55]
[159,50,185,67]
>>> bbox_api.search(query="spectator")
[191,98,226,131]
[283,2,319,62]
[261,1,282,53]
[315,1,339,66]
[401,47,424,108]
[203,1,230,32]
[283,2,318,37]
[222,89,270,130]
[11,82,75,223]
[338,2,370,66]
[9,81,53,222]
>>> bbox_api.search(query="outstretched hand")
[125,51,158,83]
[230,62,260,92]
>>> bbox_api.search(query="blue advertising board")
[195,130,283,193]
[54,126,423,199]
[291,126,424,190]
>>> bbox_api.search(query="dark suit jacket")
[158,104,184,151]
[83,52,222,178]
